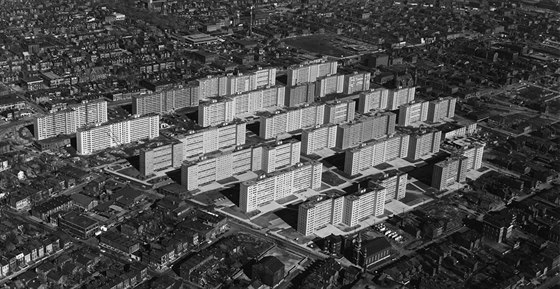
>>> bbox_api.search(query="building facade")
[198,86,285,127]
[76,114,159,155]
[177,121,246,159]
[483,213,515,244]
[369,171,408,201]
[230,86,285,115]
[181,140,301,190]
[261,139,301,173]
[427,97,456,123]
[336,112,396,150]
[441,121,478,139]
[197,75,228,99]
[431,155,468,191]
[298,195,344,236]
[356,237,392,267]
[301,124,338,155]
[240,162,323,212]
[198,98,236,127]
[181,146,263,190]
[259,103,326,139]
[197,67,277,100]
[34,99,108,140]
[228,68,277,95]
[459,143,485,171]
[287,61,338,86]
[285,82,316,107]
[344,134,410,176]
[406,129,442,161]
[398,101,429,126]
[358,88,389,113]
[297,186,388,236]
[315,74,344,97]
[344,72,371,95]
[343,186,386,227]
[387,87,416,110]
[139,141,184,176]
[132,84,199,115]
[324,100,356,124]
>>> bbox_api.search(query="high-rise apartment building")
[132,84,199,115]
[368,171,408,202]
[177,121,246,159]
[227,73,254,96]
[253,67,278,88]
[181,139,301,190]
[324,100,356,124]
[198,98,236,127]
[197,68,277,100]
[358,88,389,113]
[76,114,159,155]
[297,186,386,236]
[197,75,228,99]
[74,100,108,128]
[344,72,371,95]
[446,140,485,171]
[336,112,396,150]
[297,194,344,236]
[461,143,485,171]
[344,134,410,176]
[315,75,344,97]
[227,67,277,95]
[342,186,386,227]
[286,61,338,86]
[301,124,338,155]
[139,141,183,176]
[198,86,286,127]
[285,83,316,107]
[231,86,285,115]
[35,110,77,141]
[261,139,301,173]
[427,97,456,123]
[34,99,108,140]
[240,161,323,212]
[406,128,442,161]
[387,87,416,110]
[259,104,326,139]
[431,155,468,191]
[181,146,263,190]
[398,101,429,126]
[439,121,478,139]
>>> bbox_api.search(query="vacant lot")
[284,35,350,57]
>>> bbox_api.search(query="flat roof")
[362,237,392,254]
[185,34,218,41]
[61,211,99,229]
[243,161,320,185]
[139,136,180,151]
[70,193,95,206]
[77,113,158,132]
[42,71,61,80]
[0,94,25,105]
[257,103,325,117]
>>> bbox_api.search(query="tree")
[5,232,18,245]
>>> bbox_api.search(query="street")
[227,218,328,260]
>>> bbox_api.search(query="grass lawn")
[118,167,140,178]
[322,171,346,186]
